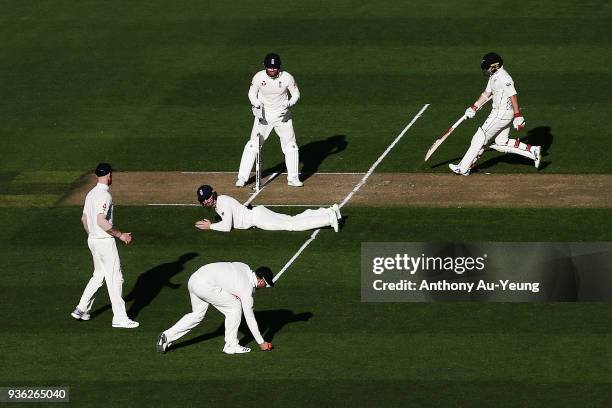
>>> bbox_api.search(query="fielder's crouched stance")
[236,53,303,187]
[194,185,341,232]
[71,163,139,329]
[157,262,274,354]
[450,53,542,176]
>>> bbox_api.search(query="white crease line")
[273,230,321,283]
[147,203,329,207]
[258,204,331,207]
[340,104,430,209]
[148,203,199,206]
[181,171,366,175]
[273,104,430,284]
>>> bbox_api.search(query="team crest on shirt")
[102,203,107,210]
[261,81,266,86]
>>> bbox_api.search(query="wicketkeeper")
[449,52,542,175]
[235,53,303,187]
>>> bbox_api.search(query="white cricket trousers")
[237,116,300,182]
[252,206,332,231]
[163,271,243,349]
[458,109,536,173]
[77,237,128,323]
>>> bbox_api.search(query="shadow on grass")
[90,252,198,319]
[171,309,313,351]
[247,134,348,184]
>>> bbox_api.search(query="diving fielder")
[71,163,139,329]
[449,53,542,175]
[236,53,303,187]
[194,185,341,232]
[156,262,274,354]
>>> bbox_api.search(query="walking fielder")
[71,163,139,329]
[449,52,542,175]
[156,262,274,354]
[236,53,303,187]
[194,185,341,232]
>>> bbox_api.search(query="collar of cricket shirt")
[96,183,109,191]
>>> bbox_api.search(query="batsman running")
[449,52,542,175]
[236,53,303,188]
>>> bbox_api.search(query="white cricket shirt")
[485,67,517,111]
[210,195,253,232]
[248,70,300,121]
[198,262,264,344]
[83,183,113,239]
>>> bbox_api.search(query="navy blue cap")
[264,53,281,69]
[196,185,214,202]
[94,163,112,177]
[255,267,275,287]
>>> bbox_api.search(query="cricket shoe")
[222,344,251,354]
[156,332,172,354]
[235,178,247,187]
[112,319,140,329]
[287,177,303,187]
[331,203,342,220]
[449,163,470,176]
[70,307,90,321]
[533,146,542,169]
[329,210,339,232]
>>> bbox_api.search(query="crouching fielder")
[194,185,341,232]
[157,262,274,354]
[236,52,303,187]
[449,52,542,176]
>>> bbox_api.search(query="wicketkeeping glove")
[464,105,477,119]
[512,113,526,131]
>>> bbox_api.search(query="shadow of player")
[247,134,348,183]
[89,252,198,319]
[476,126,554,171]
[171,309,313,351]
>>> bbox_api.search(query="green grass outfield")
[1,1,611,175]
[1,0,611,406]
[1,207,611,406]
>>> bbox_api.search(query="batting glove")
[465,105,477,119]
[513,113,526,131]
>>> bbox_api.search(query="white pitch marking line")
[147,203,199,206]
[273,104,430,283]
[242,172,279,206]
[180,171,366,175]
[147,203,330,207]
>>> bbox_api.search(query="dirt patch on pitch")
[58,172,612,208]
